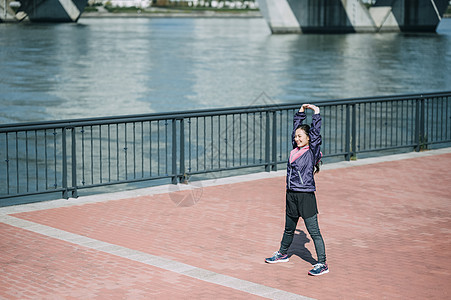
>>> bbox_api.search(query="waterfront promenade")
[1,148,450,299]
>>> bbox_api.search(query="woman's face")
[294,128,309,148]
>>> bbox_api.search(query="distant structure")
[105,0,150,8]
[255,0,449,33]
[1,0,87,22]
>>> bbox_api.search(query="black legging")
[279,214,326,264]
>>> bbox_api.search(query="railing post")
[351,104,357,159]
[171,119,178,184]
[272,110,277,171]
[71,127,78,198]
[420,96,426,150]
[265,111,271,172]
[345,105,351,161]
[179,118,186,183]
[62,128,68,199]
[415,96,426,152]
[415,99,419,151]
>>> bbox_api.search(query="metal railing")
[1,91,450,201]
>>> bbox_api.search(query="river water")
[1,17,450,124]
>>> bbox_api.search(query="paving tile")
[0,223,262,299]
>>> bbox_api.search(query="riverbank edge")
[81,12,451,20]
[80,4,451,20]
[80,10,263,19]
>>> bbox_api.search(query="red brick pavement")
[0,223,261,299]
[1,152,451,299]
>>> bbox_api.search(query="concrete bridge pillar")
[0,0,18,22]
[256,0,449,33]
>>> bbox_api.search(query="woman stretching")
[265,104,328,276]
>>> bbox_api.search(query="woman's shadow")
[287,229,317,265]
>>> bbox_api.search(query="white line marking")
[0,215,314,300]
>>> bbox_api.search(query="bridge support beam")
[256,0,449,34]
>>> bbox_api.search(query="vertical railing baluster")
[90,126,94,185]
[345,104,351,161]
[247,113,249,165]
[218,115,221,169]
[357,104,361,153]
[204,117,207,171]
[265,111,270,171]
[444,98,451,140]
[71,127,78,198]
[225,115,228,168]
[233,114,235,167]
[158,121,161,176]
[45,130,48,189]
[25,131,29,192]
[272,110,277,171]
[133,122,136,179]
[440,97,444,141]
[81,126,85,185]
[396,101,399,147]
[240,114,243,166]
[62,128,68,199]
[149,121,152,177]
[435,97,439,143]
[53,130,57,189]
[368,103,372,149]
[99,125,103,184]
[415,97,424,151]
[171,118,177,184]
[336,105,339,153]
[210,116,214,170]
[124,123,128,180]
[430,97,433,143]
[351,104,356,159]
[380,102,383,147]
[6,132,9,194]
[279,111,283,164]
[413,99,417,146]
[327,106,331,153]
[165,120,168,176]
[140,121,144,178]
[390,101,394,147]
[189,118,192,173]
[196,117,199,172]
[180,118,185,182]
[400,102,404,145]
[260,112,263,164]
[108,124,111,182]
[385,102,388,148]
[116,124,119,181]
[420,97,426,149]
[253,113,256,164]
[342,106,346,154]
[35,130,38,192]
[16,132,19,193]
